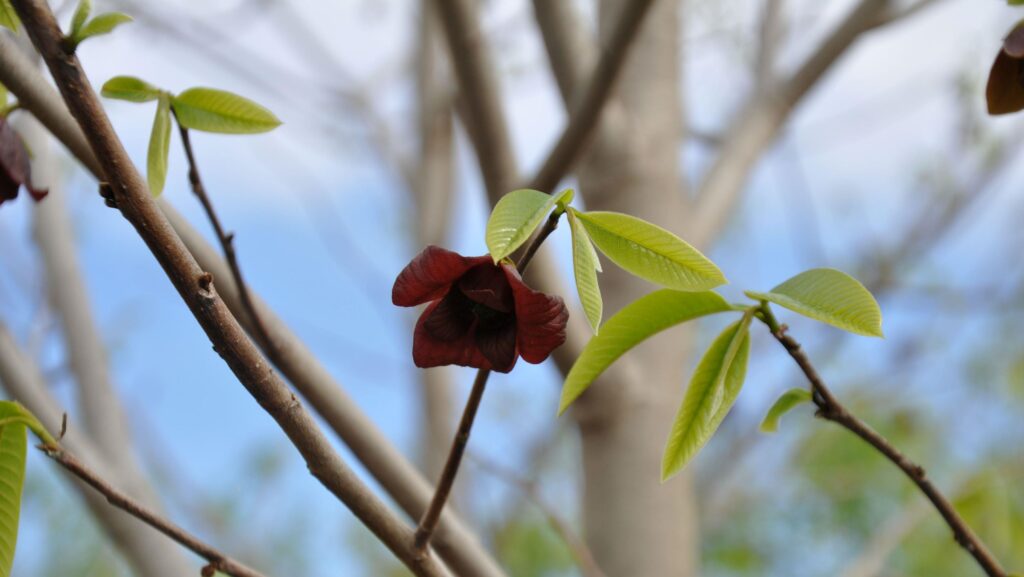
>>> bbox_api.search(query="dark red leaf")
[986,50,1024,115]
[502,265,568,364]
[393,245,491,307]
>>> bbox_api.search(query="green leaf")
[70,0,91,38]
[567,208,602,333]
[0,403,28,577]
[0,0,19,32]
[485,188,573,263]
[171,88,281,134]
[147,96,171,197]
[0,84,7,108]
[759,388,813,433]
[745,268,883,337]
[100,76,162,103]
[576,211,726,291]
[77,12,132,41]
[559,290,732,414]
[662,315,751,480]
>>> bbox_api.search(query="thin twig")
[756,304,1007,577]
[39,444,269,577]
[470,452,607,577]
[9,1,450,574]
[414,368,491,551]
[414,211,563,551]
[173,115,274,352]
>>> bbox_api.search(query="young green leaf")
[0,0,18,31]
[576,211,726,292]
[76,12,132,41]
[661,315,751,481]
[759,388,813,433]
[171,88,281,134]
[0,404,28,577]
[485,188,574,262]
[567,208,602,333]
[147,96,171,196]
[101,76,162,103]
[0,84,7,108]
[745,268,883,337]
[559,290,732,414]
[70,0,91,38]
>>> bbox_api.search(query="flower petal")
[458,263,514,313]
[503,265,569,364]
[393,246,491,307]
[413,300,493,370]
[423,290,474,342]
[475,320,518,373]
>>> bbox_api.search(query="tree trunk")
[573,1,699,576]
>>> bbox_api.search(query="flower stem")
[414,368,491,552]
[414,210,563,553]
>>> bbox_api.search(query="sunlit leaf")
[759,388,812,433]
[567,208,602,333]
[100,76,161,103]
[70,0,91,38]
[0,0,19,32]
[0,402,28,577]
[559,290,732,414]
[746,268,883,337]
[147,96,171,196]
[77,12,132,41]
[576,211,726,291]
[171,88,281,134]
[485,188,573,263]
[662,315,751,480]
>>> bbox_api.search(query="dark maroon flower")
[987,21,1024,115]
[0,117,47,206]
[393,245,568,373]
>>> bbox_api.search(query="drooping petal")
[458,263,514,313]
[0,119,41,205]
[422,289,474,342]
[393,246,491,307]
[502,265,568,364]
[413,300,493,370]
[475,320,518,373]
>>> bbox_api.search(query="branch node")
[197,271,214,292]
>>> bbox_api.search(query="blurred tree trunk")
[572,1,699,576]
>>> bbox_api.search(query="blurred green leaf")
[662,315,751,480]
[567,208,602,333]
[76,12,132,42]
[494,518,574,577]
[171,88,281,134]
[759,388,812,433]
[746,268,883,337]
[0,0,18,31]
[101,76,162,103]
[576,211,726,291]
[0,402,29,577]
[147,96,171,196]
[70,0,91,37]
[485,188,573,263]
[0,84,7,109]
[559,290,732,414]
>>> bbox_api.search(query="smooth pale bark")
[415,1,458,481]
[571,2,699,575]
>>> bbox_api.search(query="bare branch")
[689,0,892,249]
[530,0,596,105]
[756,305,1008,577]
[755,0,785,93]
[8,1,451,574]
[470,453,608,577]
[0,321,197,576]
[41,445,269,577]
[869,0,945,31]
[0,35,504,576]
[433,0,519,197]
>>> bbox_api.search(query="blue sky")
[3,0,1024,575]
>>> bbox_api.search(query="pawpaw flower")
[0,118,47,206]
[393,245,568,373]
[987,20,1024,115]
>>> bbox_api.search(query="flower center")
[472,301,512,330]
